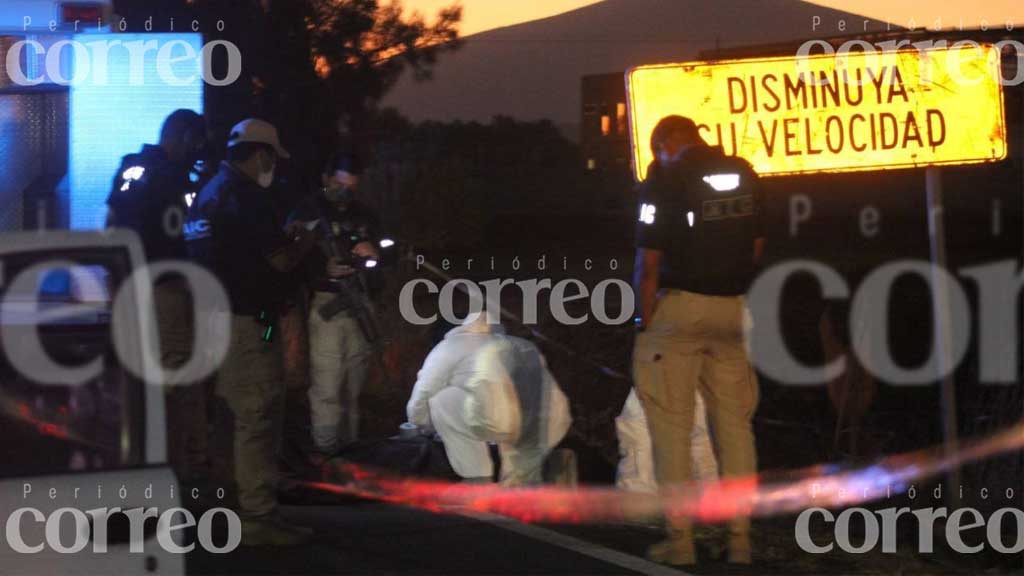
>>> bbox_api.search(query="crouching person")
[406,313,571,486]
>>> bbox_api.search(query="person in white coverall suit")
[407,314,572,485]
[616,388,719,492]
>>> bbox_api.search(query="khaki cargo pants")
[213,312,286,519]
[307,292,372,454]
[633,290,759,545]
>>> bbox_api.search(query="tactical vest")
[662,146,761,296]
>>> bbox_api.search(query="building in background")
[580,73,630,175]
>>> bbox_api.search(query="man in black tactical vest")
[106,109,210,486]
[632,115,765,566]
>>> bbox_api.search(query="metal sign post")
[926,166,961,508]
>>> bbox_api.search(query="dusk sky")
[404,0,1024,37]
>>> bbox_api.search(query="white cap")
[226,118,290,159]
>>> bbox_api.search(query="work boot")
[646,536,696,566]
[240,516,312,547]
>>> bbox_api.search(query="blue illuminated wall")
[70,33,203,229]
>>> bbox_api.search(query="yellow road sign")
[627,44,1007,179]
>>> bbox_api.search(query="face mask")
[258,167,275,189]
[658,148,686,166]
[256,153,276,188]
[325,186,353,204]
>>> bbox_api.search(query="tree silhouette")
[307,0,462,139]
[113,0,462,179]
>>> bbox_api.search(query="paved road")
[184,494,995,576]
[187,500,688,576]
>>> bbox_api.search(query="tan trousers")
[307,292,372,454]
[214,313,285,519]
[632,290,759,546]
[154,282,208,483]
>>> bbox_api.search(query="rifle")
[312,208,380,344]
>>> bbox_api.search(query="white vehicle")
[0,230,184,575]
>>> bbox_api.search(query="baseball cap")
[227,118,291,159]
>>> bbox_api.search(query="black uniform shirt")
[107,144,192,263]
[184,162,296,315]
[635,144,764,296]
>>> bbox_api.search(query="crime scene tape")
[307,422,1023,525]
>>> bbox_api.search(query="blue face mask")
[658,150,682,166]
[658,143,693,166]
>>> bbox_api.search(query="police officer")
[632,115,764,566]
[185,118,318,547]
[106,109,210,485]
[289,152,391,458]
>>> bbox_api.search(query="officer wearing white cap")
[632,115,764,566]
[185,118,317,546]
